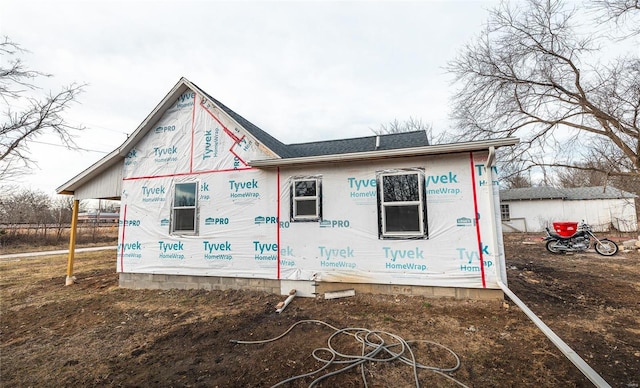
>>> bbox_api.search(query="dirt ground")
[1,233,639,387]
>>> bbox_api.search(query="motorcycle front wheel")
[545,239,564,254]
[594,239,619,256]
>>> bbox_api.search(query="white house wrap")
[58,78,518,297]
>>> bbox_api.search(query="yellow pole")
[65,199,80,286]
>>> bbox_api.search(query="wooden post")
[65,199,80,286]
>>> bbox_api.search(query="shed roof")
[500,186,637,201]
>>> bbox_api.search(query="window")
[500,204,510,221]
[377,169,427,239]
[290,177,321,221]
[172,182,198,234]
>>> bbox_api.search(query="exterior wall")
[119,273,504,300]
[75,162,123,200]
[502,199,565,232]
[502,198,637,232]
[272,154,504,289]
[118,152,506,291]
[562,198,637,232]
[115,87,508,295]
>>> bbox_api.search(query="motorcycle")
[543,221,619,256]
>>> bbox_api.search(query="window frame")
[377,169,428,239]
[290,176,322,222]
[170,181,199,235]
[500,203,510,222]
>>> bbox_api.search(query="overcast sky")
[2,0,499,196]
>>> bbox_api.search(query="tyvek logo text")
[158,240,185,259]
[153,146,178,163]
[319,246,356,269]
[229,179,260,199]
[425,171,461,195]
[456,246,493,271]
[176,92,195,109]
[203,241,232,260]
[118,241,142,259]
[383,246,427,271]
[202,128,220,160]
[475,164,500,186]
[347,177,376,199]
[142,186,166,203]
[253,240,277,261]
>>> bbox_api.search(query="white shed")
[500,186,638,233]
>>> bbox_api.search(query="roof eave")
[249,137,519,167]
[56,78,196,195]
[501,196,566,201]
[56,149,122,194]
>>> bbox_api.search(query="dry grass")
[1,236,639,387]
[0,225,118,254]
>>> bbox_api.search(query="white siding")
[74,162,123,200]
[502,198,637,232]
[503,199,560,232]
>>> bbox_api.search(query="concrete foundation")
[119,273,504,300]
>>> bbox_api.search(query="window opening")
[172,182,198,234]
[500,204,510,221]
[291,177,321,221]
[377,169,427,238]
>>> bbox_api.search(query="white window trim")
[171,181,199,235]
[291,177,322,222]
[500,203,510,222]
[378,169,427,239]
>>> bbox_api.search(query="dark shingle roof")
[198,84,430,158]
[564,186,637,200]
[286,131,430,158]
[500,186,637,201]
[199,90,293,158]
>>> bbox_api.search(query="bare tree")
[372,117,448,144]
[0,188,52,239]
[592,0,640,36]
[50,195,74,242]
[0,37,85,181]
[447,0,639,183]
[373,117,431,134]
[555,164,608,188]
[503,173,533,189]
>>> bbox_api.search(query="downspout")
[65,199,80,286]
[484,147,610,388]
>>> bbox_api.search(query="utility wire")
[29,139,111,154]
[80,121,130,136]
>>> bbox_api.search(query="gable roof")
[196,84,292,158]
[500,186,637,201]
[114,77,284,160]
[196,84,431,158]
[57,77,518,195]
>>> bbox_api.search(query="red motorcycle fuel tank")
[553,222,579,237]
